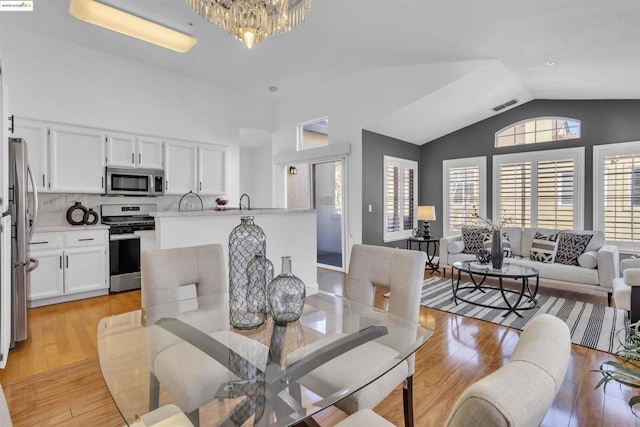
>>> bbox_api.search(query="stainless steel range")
[101,204,156,293]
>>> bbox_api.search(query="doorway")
[286,159,345,271]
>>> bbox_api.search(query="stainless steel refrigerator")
[8,137,38,348]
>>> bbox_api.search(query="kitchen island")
[142,209,318,287]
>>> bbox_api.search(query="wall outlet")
[368,204,372,213]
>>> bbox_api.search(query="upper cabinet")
[164,141,198,195]
[198,145,227,195]
[0,63,9,212]
[12,118,48,193]
[49,124,105,194]
[106,133,163,170]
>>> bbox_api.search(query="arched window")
[495,117,580,147]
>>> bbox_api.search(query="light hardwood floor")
[0,269,636,426]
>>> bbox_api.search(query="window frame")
[383,155,418,242]
[442,156,487,236]
[593,140,640,250]
[495,116,581,147]
[297,117,329,151]
[493,147,585,230]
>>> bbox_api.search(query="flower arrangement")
[473,213,513,231]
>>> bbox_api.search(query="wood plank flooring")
[0,269,636,426]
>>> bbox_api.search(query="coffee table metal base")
[451,264,539,318]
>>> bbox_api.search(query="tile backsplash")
[32,193,219,227]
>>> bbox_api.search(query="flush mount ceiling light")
[69,0,197,53]
[186,0,312,49]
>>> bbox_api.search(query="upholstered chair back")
[141,244,227,309]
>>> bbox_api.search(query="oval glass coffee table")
[451,261,540,318]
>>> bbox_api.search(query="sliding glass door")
[286,159,345,270]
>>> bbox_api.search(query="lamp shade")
[417,206,436,221]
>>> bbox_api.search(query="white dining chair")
[141,244,268,427]
[294,244,427,427]
[334,408,395,427]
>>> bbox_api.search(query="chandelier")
[186,0,312,48]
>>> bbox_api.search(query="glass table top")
[97,290,433,426]
[453,260,539,278]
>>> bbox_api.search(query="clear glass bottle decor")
[267,256,306,324]
[229,216,267,329]
[247,253,274,315]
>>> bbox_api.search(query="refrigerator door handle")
[27,166,38,240]
[25,257,38,273]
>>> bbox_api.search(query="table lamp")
[418,206,436,239]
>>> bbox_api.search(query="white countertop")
[151,208,314,218]
[33,224,110,233]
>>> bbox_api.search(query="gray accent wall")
[362,129,420,247]
[419,99,640,238]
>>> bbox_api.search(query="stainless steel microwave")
[105,167,164,196]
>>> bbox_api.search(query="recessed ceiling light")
[268,86,278,92]
[546,61,556,66]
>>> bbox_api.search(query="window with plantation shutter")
[443,157,487,236]
[594,141,640,249]
[383,156,418,242]
[493,148,584,230]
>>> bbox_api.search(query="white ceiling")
[4,0,640,145]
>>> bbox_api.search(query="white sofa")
[439,227,619,299]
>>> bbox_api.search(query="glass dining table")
[96,289,433,426]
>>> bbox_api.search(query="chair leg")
[403,375,414,427]
[187,409,200,427]
[149,372,160,412]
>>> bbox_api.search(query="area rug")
[421,277,627,354]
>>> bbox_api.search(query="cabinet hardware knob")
[66,255,69,268]
[139,153,141,164]
[131,153,134,164]
[59,256,62,269]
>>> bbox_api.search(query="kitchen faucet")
[239,193,251,210]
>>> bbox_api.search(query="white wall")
[273,63,475,260]
[0,25,276,206]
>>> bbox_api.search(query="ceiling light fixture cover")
[186,0,311,48]
[69,0,197,53]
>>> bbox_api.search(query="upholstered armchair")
[612,258,640,322]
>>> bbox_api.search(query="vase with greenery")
[474,214,513,269]
[594,321,640,415]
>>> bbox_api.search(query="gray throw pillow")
[483,232,513,258]
[530,232,558,263]
[555,232,593,266]
[462,227,490,254]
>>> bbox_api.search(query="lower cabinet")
[28,229,108,307]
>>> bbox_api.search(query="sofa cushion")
[585,231,605,252]
[502,227,523,257]
[577,251,598,269]
[462,227,490,254]
[521,228,558,258]
[529,232,558,263]
[483,232,513,258]
[510,258,600,285]
[555,232,593,266]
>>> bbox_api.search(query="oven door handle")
[109,234,142,241]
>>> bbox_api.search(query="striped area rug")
[421,277,627,354]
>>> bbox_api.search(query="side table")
[406,237,440,274]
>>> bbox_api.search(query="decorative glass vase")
[267,256,306,324]
[229,216,267,329]
[247,253,274,315]
[491,229,504,269]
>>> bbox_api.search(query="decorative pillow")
[462,227,490,254]
[529,232,558,263]
[448,240,465,254]
[577,251,598,269]
[483,232,513,258]
[555,232,593,266]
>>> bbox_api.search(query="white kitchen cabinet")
[0,62,8,212]
[164,141,197,195]
[11,118,49,192]
[49,124,105,193]
[198,144,227,195]
[137,136,164,170]
[106,134,163,170]
[28,229,108,307]
[0,216,11,368]
[106,132,136,168]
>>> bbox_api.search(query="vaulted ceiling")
[4,0,640,144]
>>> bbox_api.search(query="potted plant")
[594,321,640,414]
